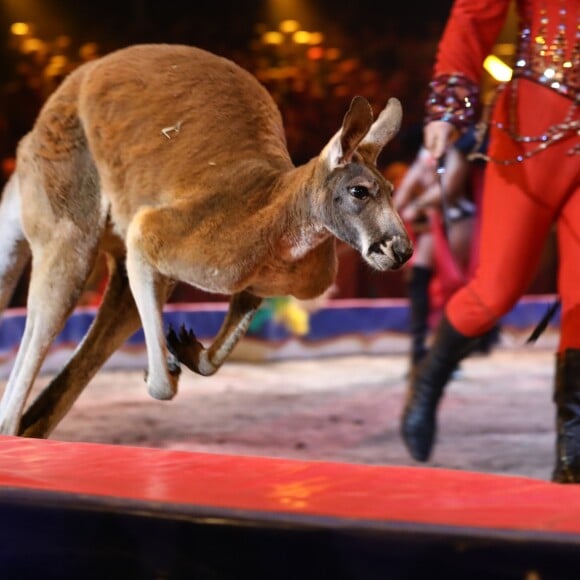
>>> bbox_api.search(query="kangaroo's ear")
[357,98,403,164]
[321,96,374,169]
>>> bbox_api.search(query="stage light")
[483,54,513,82]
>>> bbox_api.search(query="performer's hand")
[401,203,419,223]
[424,121,458,160]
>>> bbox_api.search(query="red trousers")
[446,79,580,352]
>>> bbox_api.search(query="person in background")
[400,0,580,482]
[394,125,495,373]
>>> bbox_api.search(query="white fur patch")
[0,175,23,274]
[286,226,327,259]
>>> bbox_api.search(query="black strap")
[526,299,561,344]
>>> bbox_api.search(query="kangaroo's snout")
[367,232,413,271]
[391,234,414,266]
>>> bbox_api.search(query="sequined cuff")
[424,74,480,130]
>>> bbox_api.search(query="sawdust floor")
[5,339,558,482]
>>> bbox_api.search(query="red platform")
[1,435,580,579]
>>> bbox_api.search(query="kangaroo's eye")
[348,185,370,200]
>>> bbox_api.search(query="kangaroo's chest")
[246,239,338,299]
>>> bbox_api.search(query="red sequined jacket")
[426,0,579,129]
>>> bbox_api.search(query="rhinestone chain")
[468,79,579,166]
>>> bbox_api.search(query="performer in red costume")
[400,0,580,482]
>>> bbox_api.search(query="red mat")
[1,435,579,536]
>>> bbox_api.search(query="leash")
[526,298,561,344]
[436,154,452,240]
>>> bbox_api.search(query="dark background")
[0,1,454,53]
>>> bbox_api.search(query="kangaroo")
[0,43,412,437]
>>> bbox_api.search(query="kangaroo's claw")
[166,323,204,373]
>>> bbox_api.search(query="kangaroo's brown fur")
[0,44,412,437]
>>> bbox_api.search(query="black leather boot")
[401,315,479,462]
[552,349,580,483]
[407,266,433,368]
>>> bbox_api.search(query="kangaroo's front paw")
[167,324,204,373]
[167,351,182,378]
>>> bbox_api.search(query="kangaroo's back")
[79,45,290,198]
[19,44,292,233]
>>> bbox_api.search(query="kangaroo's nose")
[392,235,413,265]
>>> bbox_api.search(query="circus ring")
[2,296,580,579]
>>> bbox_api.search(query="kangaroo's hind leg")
[0,173,31,314]
[19,252,175,438]
[0,152,105,435]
